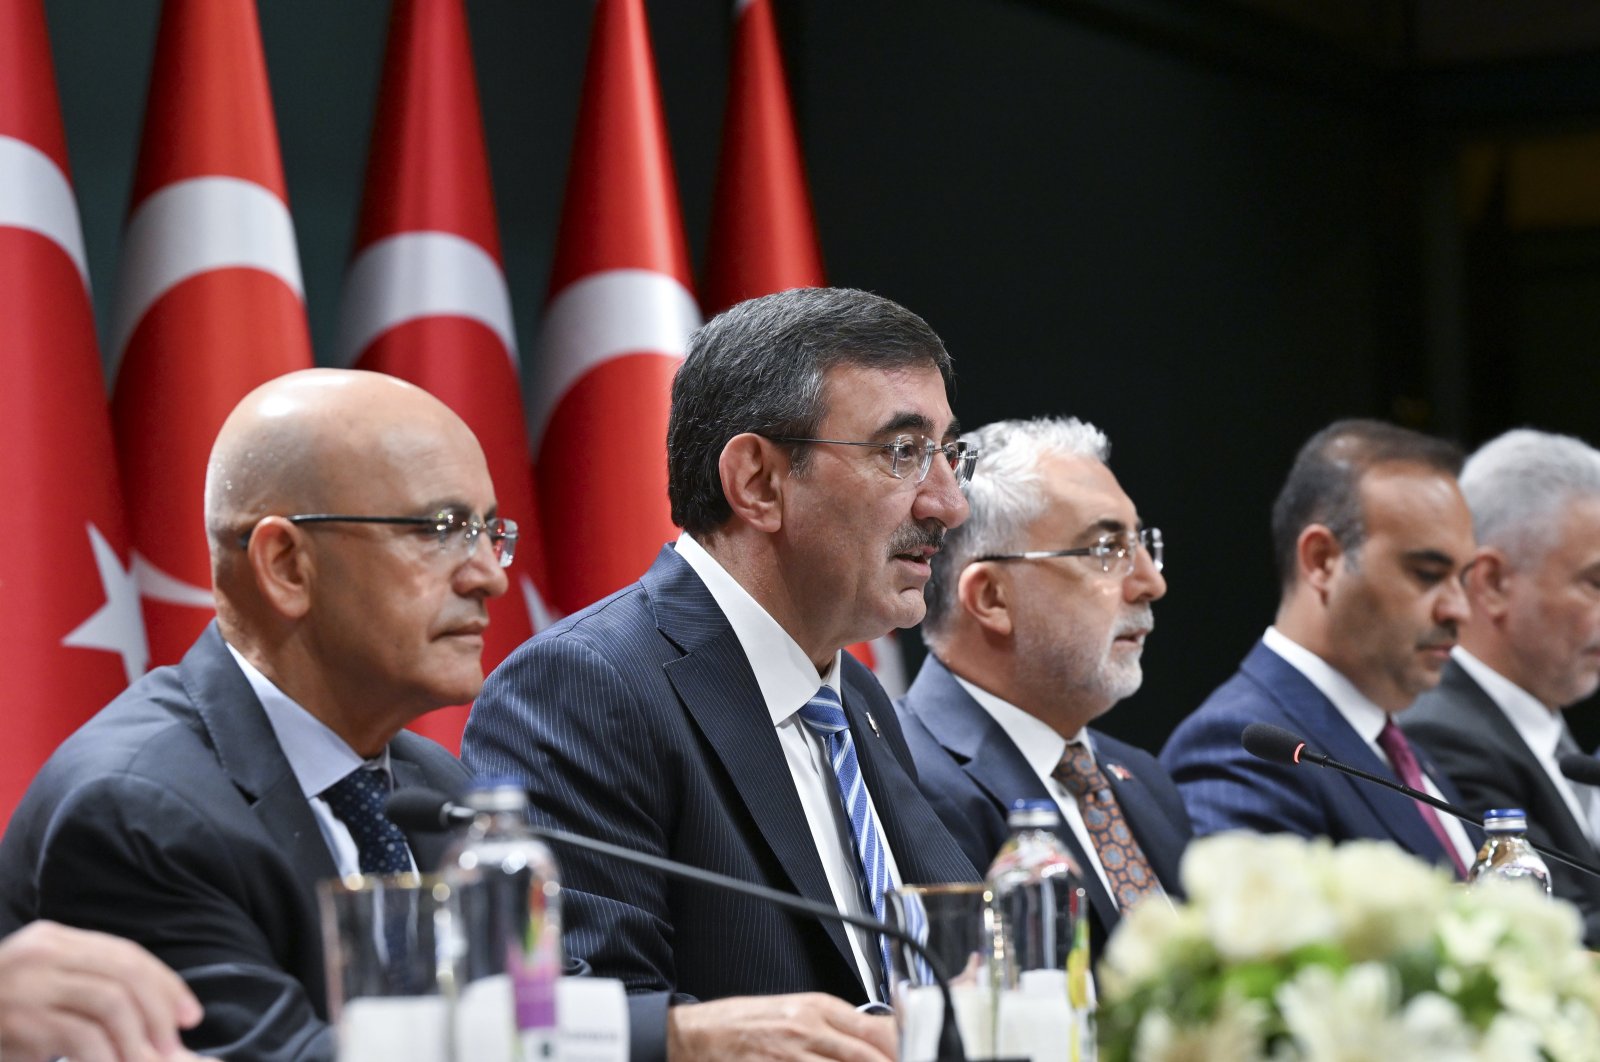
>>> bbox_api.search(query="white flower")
[1131,994,1270,1062]
[1100,895,1205,995]
[1180,833,1338,961]
[1321,840,1448,960]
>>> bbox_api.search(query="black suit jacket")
[894,655,1191,954]
[1403,658,1600,945]
[0,623,469,1062]
[1160,639,1470,873]
[463,546,980,1058]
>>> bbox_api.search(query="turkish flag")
[530,0,699,616]
[704,0,905,693]
[110,0,313,667]
[0,0,147,826]
[339,0,553,751]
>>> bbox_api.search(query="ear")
[1297,524,1343,599]
[245,517,314,620]
[1462,546,1512,618]
[718,433,785,533]
[957,561,1014,637]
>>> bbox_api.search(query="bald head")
[205,369,480,565]
[205,368,508,751]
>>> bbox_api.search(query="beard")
[1017,604,1153,714]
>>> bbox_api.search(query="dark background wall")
[41,0,1600,751]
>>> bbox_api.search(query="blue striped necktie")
[797,685,895,994]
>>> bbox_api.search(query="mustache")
[1419,624,1458,647]
[1115,606,1155,639]
[888,522,945,556]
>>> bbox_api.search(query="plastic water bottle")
[1469,807,1552,896]
[985,799,1094,1061]
[438,781,563,1060]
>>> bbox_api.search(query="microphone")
[1559,753,1600,789]
[1240,723,1600,882]
[389,789,969,1060]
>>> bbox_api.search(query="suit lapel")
[906,659,1121,932]
[182,625,339,886]
[1244,644,1452,864]
[648,553,860,988]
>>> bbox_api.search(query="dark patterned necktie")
[1052,744,1163,911]
[1377,719,1468,879]
[321,767,411,875]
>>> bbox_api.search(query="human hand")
[0,920,205,1062]
[666,992,896,1061]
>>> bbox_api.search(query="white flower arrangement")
[1097,832,1600,1061]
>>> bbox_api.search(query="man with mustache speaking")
[465,288,981,1061]
[1161,420,1479,876]
[897,416,1190,954]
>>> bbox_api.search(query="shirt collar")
[675,533,842,725]
[224,640,387,799]
[949,673,1090,778]
[1453,646,1566,758]
[1262,625,1390,744]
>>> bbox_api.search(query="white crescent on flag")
[336,230,517,366]
[0,136,89,287]
[530,267,699,457]
[109,175,303,362]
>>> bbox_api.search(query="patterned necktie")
[321,767,412,875]
[1376,719,1468,879]
[797,685,895,994]
[1052,744,1163,911]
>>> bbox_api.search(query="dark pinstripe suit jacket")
[462,546,979,1027]
[1159,639,1468,873]
[896,655,1191,955]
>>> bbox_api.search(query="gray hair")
[921,416,1110,645]
[1460,428,1600,565]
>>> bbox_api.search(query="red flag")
[531,0,700,615]
[110,0,313,666]
[704,0,906,693]
[339,0,553,750]
[0,0,147,826]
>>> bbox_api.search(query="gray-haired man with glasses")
[897,415,1191,956]
[465,287,983,1062]
[0,369,506,1060]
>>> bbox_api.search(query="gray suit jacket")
[0,623,470,1061]
[1403,658,1600,945]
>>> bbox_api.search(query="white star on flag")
[62,522,149,683]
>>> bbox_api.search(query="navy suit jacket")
[463,546,979,1057]
[895,655,1191,953]
[1403,659,1600,944]
[1159,639,1469,873]
[0,623,470,1062]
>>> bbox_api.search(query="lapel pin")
[1107,762,1131,782]
[866,711,882,737]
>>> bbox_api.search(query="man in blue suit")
[465,289,981,1062]
[898,416,1191,953]
[1160,420,1479,876]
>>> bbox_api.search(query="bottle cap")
[462,776,529,812]
[1483,807,1528,831]
[1007,799,1061,828]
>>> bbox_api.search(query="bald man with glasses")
[0,369,509,1061]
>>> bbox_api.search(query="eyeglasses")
[766,434,980,486]
[975,527,1164,575]
[238,510,518,568]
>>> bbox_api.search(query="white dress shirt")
[1454,647,1600,849]
[226,641,413,878]
[676,534,904,1000]
[949,674,1124,901]
[1262,626,1477,867]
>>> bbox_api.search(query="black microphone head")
[385,788,468,832]
[1241,722,1311,766]
[1560,753,1600,788]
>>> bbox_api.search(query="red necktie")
[1377,719,1468,878]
